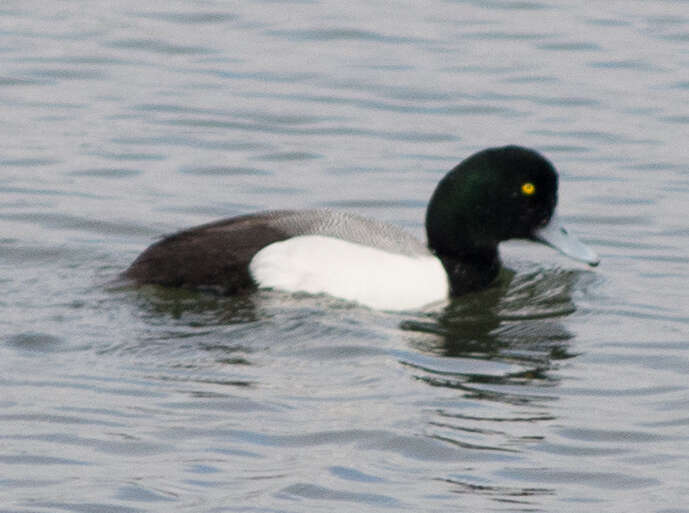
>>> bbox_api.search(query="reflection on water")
[392,267,585,445]
[111,264,588,465]
[120,263,587,372]
[402,266,584,360]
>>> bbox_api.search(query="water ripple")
[279,483,400,507]
[131,11,238,24]
[267,28,427,44]
[105,38,215,55]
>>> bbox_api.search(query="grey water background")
[1,0,689,511]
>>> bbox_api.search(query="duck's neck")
[435,248,501,296]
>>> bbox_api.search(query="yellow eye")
[521,182,535,196]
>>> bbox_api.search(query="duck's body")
[125,209,448,310]
[123,146,599,310]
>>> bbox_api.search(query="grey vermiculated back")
[258,209,431,256]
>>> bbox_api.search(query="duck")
[123,146,599,311]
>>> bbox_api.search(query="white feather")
[249,235,448,311]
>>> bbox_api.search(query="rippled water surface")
[2,1,689,511]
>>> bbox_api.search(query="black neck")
[437,249,501,296]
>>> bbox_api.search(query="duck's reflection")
[121,264,594,387]
[395,266,595,466]
[401,267,590,363]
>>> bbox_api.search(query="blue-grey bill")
[533,212,600,266]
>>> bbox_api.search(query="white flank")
[249,235,448,311]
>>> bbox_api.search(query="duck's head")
[426,145,599,266]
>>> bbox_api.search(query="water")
[2,1,689,511]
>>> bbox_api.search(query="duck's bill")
[533,212,600,266]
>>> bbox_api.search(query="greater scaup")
[123,146,598,310]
